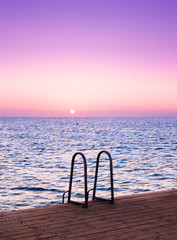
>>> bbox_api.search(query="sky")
[0,0,177,117]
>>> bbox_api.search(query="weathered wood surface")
[1,189,177,240]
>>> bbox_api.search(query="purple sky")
[0,0,177,117]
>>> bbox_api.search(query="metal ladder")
[62,151,114,208]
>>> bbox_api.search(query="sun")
[70,109,76,115]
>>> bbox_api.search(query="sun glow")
[70,109,76,115]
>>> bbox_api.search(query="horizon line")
[0,116,177,118]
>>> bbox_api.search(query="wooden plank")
[5,189,177,216]
[0,189,177,240]
[7,204,176,236]
[5,196,176,232]
[4,190,177,225]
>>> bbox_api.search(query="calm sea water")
[0,117,177,212]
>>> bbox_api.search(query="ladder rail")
[92,151,114,204]
[63,152,88,208]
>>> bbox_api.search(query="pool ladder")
[62,151,114,208]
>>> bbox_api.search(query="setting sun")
[70,109,76,115]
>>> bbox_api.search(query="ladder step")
[94,197,113,203]
[69,200,86,206]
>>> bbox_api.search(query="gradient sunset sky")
[0,0,177,117]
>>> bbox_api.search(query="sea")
[0,117,177,212]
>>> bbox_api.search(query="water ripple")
[0,117,177,212]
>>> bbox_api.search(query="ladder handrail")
[92,151,114,204]
[63,152,88,208]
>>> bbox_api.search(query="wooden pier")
[0,189,177,240]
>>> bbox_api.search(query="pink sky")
[0,0,177,117]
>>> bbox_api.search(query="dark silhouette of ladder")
[62,152,88,208]
[62,151,114,208]
[92,151,114,204]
